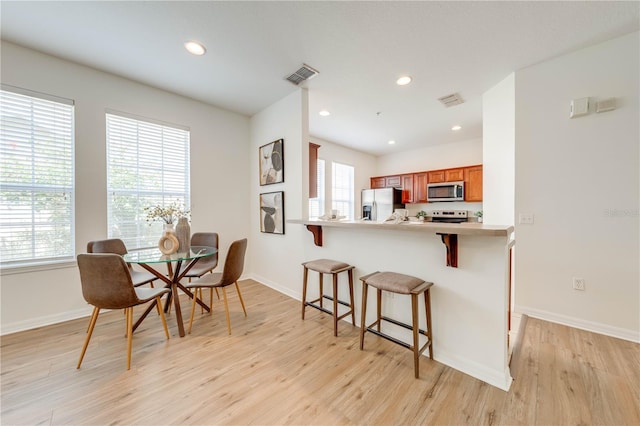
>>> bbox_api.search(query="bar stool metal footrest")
[359,271,434,378]
[302,258,356,336]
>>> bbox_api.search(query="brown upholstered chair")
[185,232,219,308]
[76,253,170,370]
[87,239,158,287]
[186,238,247,335]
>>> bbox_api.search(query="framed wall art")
[259,139,284,185]
[260,191,284,234]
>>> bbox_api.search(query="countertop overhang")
[288,219,514,268]
[288,219,513,236]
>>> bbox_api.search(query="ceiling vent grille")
[438,93,465,108]
[285,64,319,86]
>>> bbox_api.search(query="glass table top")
[123,245,216,264]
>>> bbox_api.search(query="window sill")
[0,259,77,276]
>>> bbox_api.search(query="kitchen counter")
[288,218,514,268]
[288,218,513,237]
[288,217,515,391]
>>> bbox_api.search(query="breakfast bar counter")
[288,217,515,391]
[288,218,513,268]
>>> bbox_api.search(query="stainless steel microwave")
[427,181,464,202]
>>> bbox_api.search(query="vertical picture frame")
[260,191,285,234]
[259,139,284,185]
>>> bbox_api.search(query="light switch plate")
[519,213,534,224]
[570,97,589,118]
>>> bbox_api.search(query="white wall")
[483,74,516,226]
[248,89,309,299]
[377,138,483,175]
[309,136,377,219]
[514,32,639,341]
[0,42,250,334]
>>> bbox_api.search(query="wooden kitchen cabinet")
[428,167,464,183]
[464,165,483,202]
[401,174,414,203]
[413,172,429,203]
[370,175,401,189]
[309,143,320,198]
[446,168,464,181]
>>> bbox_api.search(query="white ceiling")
[1,1,638,156]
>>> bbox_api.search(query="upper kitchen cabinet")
[464,165,483,202]
[428,168,464,183]
[401,174,414,203]
[370,175,401,189]
[413,172,429,203]
[309,143,320,198]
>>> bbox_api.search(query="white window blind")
[106,113,190,250]
[308,158,325,219]
[332,161,354,220]
[0,87,75,266]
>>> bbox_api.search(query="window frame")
[105,110,190,250]
[0,85,76,271]
[331,161,355,220]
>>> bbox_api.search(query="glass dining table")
[123,245,217,337]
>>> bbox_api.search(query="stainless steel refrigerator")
[361,188,404,222]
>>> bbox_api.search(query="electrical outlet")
[572,277,585,291]
[519,213,534,224]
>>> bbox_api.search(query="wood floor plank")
[2,280,639,425]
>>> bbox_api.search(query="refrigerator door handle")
[372,200,377,222]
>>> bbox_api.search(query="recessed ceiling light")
[184,41,206,56]
[451,125,462,131]
[388,140,396,145]
[396,76,412,86]
[319,110,331,117]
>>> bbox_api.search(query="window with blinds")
[106,112,190,250]
[308,159,325,219]
[332,161,354,220]
[0,87,75,267]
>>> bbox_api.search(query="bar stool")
[301,259,355,336]
[359,271,433,378]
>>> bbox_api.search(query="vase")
[158,223,179,255]
[175,217,191,253]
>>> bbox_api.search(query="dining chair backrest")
[87,238,128,256]
[190,232,219,268]
[77,253,139,310]
[219,238,247,287]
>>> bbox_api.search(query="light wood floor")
[2,279,639,425]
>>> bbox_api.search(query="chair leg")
[126,307,133,370]
[359,282,368,350]
[411,293,420,378]
[376,289,382,332]
[156,296,170,340]
[222,286,232,335]
[235,282,247,316]
[302,266,308,319]
[188,287,198,334]
[348,269,355,325]
[425,289,433,359]
[319,273,324,308]
[332,273,339,337]
[77,307,100,369]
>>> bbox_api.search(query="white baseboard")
[1,306,93,336]
[248,273,301,301]
[434,350,512,392]
[515,304,640,343]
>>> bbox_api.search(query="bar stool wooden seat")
[301,259,355,336]
[359,271,433,378]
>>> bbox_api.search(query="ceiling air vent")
[438,93,465,108]
[285,64,319,86]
